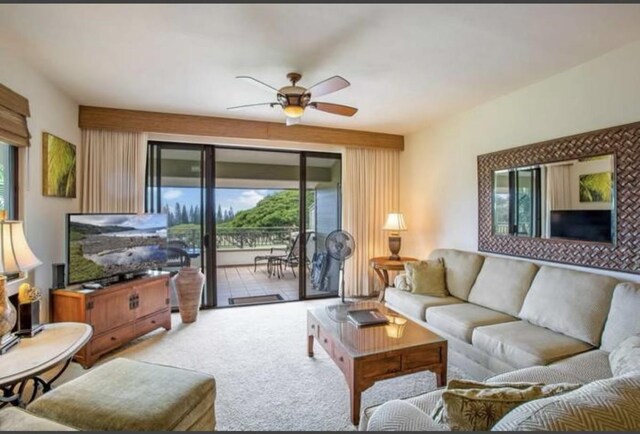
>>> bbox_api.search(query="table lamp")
[0,220,42,354]
[382,213,407,260]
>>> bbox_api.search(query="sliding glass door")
[146,142,341,308]
[303,154,342,299]
[214,148,301,307]
[146,144,216,308]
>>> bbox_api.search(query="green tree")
[216,204,223,222]
[225,190,314,228]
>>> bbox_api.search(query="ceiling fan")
[228,72,358,126]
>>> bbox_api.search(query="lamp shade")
[382,213,407,232]
[0,221,42,274]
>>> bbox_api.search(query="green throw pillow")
[431,379,581,431]
[405,259,448,297]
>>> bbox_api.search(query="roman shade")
[0,83,31,147]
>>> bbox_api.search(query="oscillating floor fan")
[325,230,355,303]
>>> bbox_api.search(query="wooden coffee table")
[307,301,447,425]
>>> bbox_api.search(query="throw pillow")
[394,273,411,291]
[609,334,640,377]
[431,379,581,431]
[405,259,448,297]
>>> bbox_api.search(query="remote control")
[82,283,103,289]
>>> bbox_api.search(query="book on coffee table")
[347,308,389,327]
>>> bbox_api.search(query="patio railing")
[168,226,296,250]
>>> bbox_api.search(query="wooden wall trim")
[79,106,404,150]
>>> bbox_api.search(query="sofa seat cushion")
[0,407,77,431]
[550,350,612,383]
[518,266,617,346]
[600,282,640,352]
[426,303,517,343]
[467,256,538,316]
[428,249,485,301]
[492,373,640,431]
[384,287,463,321]
[27,358,216,431]
[472,321,593,369]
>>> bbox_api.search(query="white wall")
[401,41,640,282]
[0,46,80,318]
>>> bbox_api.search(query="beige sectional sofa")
[385,249,637,381]
[361,248,640,430]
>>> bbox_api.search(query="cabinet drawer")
[135,309,169,337]
[402,346,442,371]
[332,343,351,377]
[91,324,134,355]
[317,326,333,355]
[361,355,402,379]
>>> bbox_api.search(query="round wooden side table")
[369,256,418,302]
[0,322,92,408]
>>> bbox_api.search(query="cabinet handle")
[311,324,315,329]
[110,336,117,341]
[151,320,156,324]
[339,356,344,362]
[323,338,328,343]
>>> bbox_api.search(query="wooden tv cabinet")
[51,273,172,368]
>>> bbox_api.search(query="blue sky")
[71,214,166,229]
[159,187,281,213]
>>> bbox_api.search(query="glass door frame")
[146,141,342,308]
[146,142,217,308]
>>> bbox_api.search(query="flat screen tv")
[67,213,168,285]
[549,210,612,243]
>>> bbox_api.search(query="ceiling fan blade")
[227,102,278,111]
[236,76,284,96]
[305,76,350,98]
[309,102,358,117]
[286,116,301,127]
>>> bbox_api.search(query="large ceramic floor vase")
[172,267,205,323]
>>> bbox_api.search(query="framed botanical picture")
[579,172,612,203]
[42,132,77,198]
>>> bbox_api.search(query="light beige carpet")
[57,299,467,431]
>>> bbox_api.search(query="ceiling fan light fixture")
[283,105,304,118]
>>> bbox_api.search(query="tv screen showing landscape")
[68,213,168,285]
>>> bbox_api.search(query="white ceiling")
[1,4,640,135]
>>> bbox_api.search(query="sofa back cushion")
[518,266,617,346]
[492,373,640,431]
[600,283,640,352]
[468,256,539,316]
[428,249,484,300]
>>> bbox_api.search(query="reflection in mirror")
[492,154,615,243]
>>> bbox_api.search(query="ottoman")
[27,358,216,431]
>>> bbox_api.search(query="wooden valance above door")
[0,83,31,147]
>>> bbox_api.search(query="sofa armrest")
[366,400,450,431]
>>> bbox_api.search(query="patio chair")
[254,232,314,278]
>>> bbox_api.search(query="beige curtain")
[343,147,400,297]
[81,129,147,213]
[544,163,572,237]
